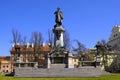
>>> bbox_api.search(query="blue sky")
[0,0,120,56]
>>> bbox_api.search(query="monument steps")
[14,67,110,77]
[50,64,66,68]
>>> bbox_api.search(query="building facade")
[10,43,51,69]
[0,56,12,73]
[108,25,120,46]
[0,60,12,73]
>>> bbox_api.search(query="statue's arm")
[54,11,57,14]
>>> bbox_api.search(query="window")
[114,35,116,37]
[114,34,118,37]
[74,59,76,62]
[3,65,5,68]
[6,65,8,68]
[6,70,8,72]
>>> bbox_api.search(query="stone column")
[68,52,74,68]
[47,57,51,68]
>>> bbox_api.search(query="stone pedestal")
[53,25,65,47]
[47,55,67,68]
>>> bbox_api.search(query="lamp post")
[81,53,85,66]
[95,41,101,68]
[15,44,20,68]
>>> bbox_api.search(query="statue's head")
[57,7,60,11]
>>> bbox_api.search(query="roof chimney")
[43,43,45,46]
[27,43,29,48]
[12,43,15,47]
[16,43,20,45]
[32,43,34,48]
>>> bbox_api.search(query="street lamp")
[15,44,20,68]
[95,41,101,68]
[81,53,85,66]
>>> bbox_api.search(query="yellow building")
[88,48,118,71]
[0,60,12,73]
[72,57,79,68]
[100,52,117,71]
[0,56,12,73]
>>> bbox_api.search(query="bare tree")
[11,28,22,44]
[73,40,87,61]
[30,31,44,67]
[30,32,43,46]
[22,36,27,45]
[64,30,71,50]
[73,40,87,53]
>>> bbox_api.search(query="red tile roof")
[0,56,10,61]
[10,45,51,52]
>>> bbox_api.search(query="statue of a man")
[54,8,63,26]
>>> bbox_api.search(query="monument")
[48,8,74,68]
[14,8,109,78]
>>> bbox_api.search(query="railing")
[14,62,38,68]
[78,61,100,67]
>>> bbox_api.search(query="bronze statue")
[54,8,63,26]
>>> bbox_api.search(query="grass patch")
[0,74,120,80]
